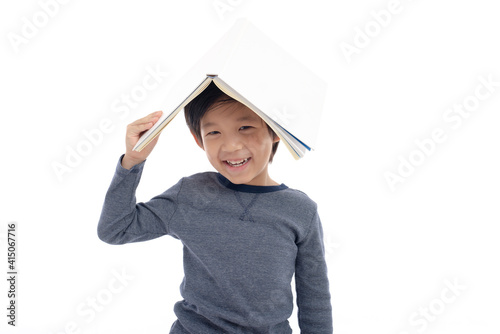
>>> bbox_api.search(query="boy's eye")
[206,131,220,136]
[239,126,253,131]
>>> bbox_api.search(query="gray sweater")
[97,156,333,333]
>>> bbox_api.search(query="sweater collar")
[217,173,288,193]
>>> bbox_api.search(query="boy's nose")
[222,133,244,152]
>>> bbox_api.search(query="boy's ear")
[273,134,280,143]
[191,131,204,150]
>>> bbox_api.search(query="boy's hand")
[122,111,163,169]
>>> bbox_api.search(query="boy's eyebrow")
[201,115,261,128]
[236,115,260,122]
[201,121,217,128]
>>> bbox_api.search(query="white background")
[1,0,499,333]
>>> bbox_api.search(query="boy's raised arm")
[97,111,178,245]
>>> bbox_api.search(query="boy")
[97,82,333,333]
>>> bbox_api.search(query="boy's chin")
[211,161,251,185]
[217,168,257,185]
[219,172,247,185]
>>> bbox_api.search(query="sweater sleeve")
[97,155,181,245]
[295,211,333,333]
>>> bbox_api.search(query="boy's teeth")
[226,158,248,166]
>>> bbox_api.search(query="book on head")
[133,18,327,160]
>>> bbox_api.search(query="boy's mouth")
[224,158,250,167]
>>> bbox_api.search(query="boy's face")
[196,100,279,186]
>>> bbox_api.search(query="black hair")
[184,81,279,162]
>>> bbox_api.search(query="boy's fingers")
[129,111,163,127]
[127,111,163,135]
[144,110,162,123]
[127,121,154,136]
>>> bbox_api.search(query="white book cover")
[133,18,327,159]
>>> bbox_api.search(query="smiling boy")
[98,82,333,333]
[187,82,280,187]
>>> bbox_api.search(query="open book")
[133,18,327,159]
